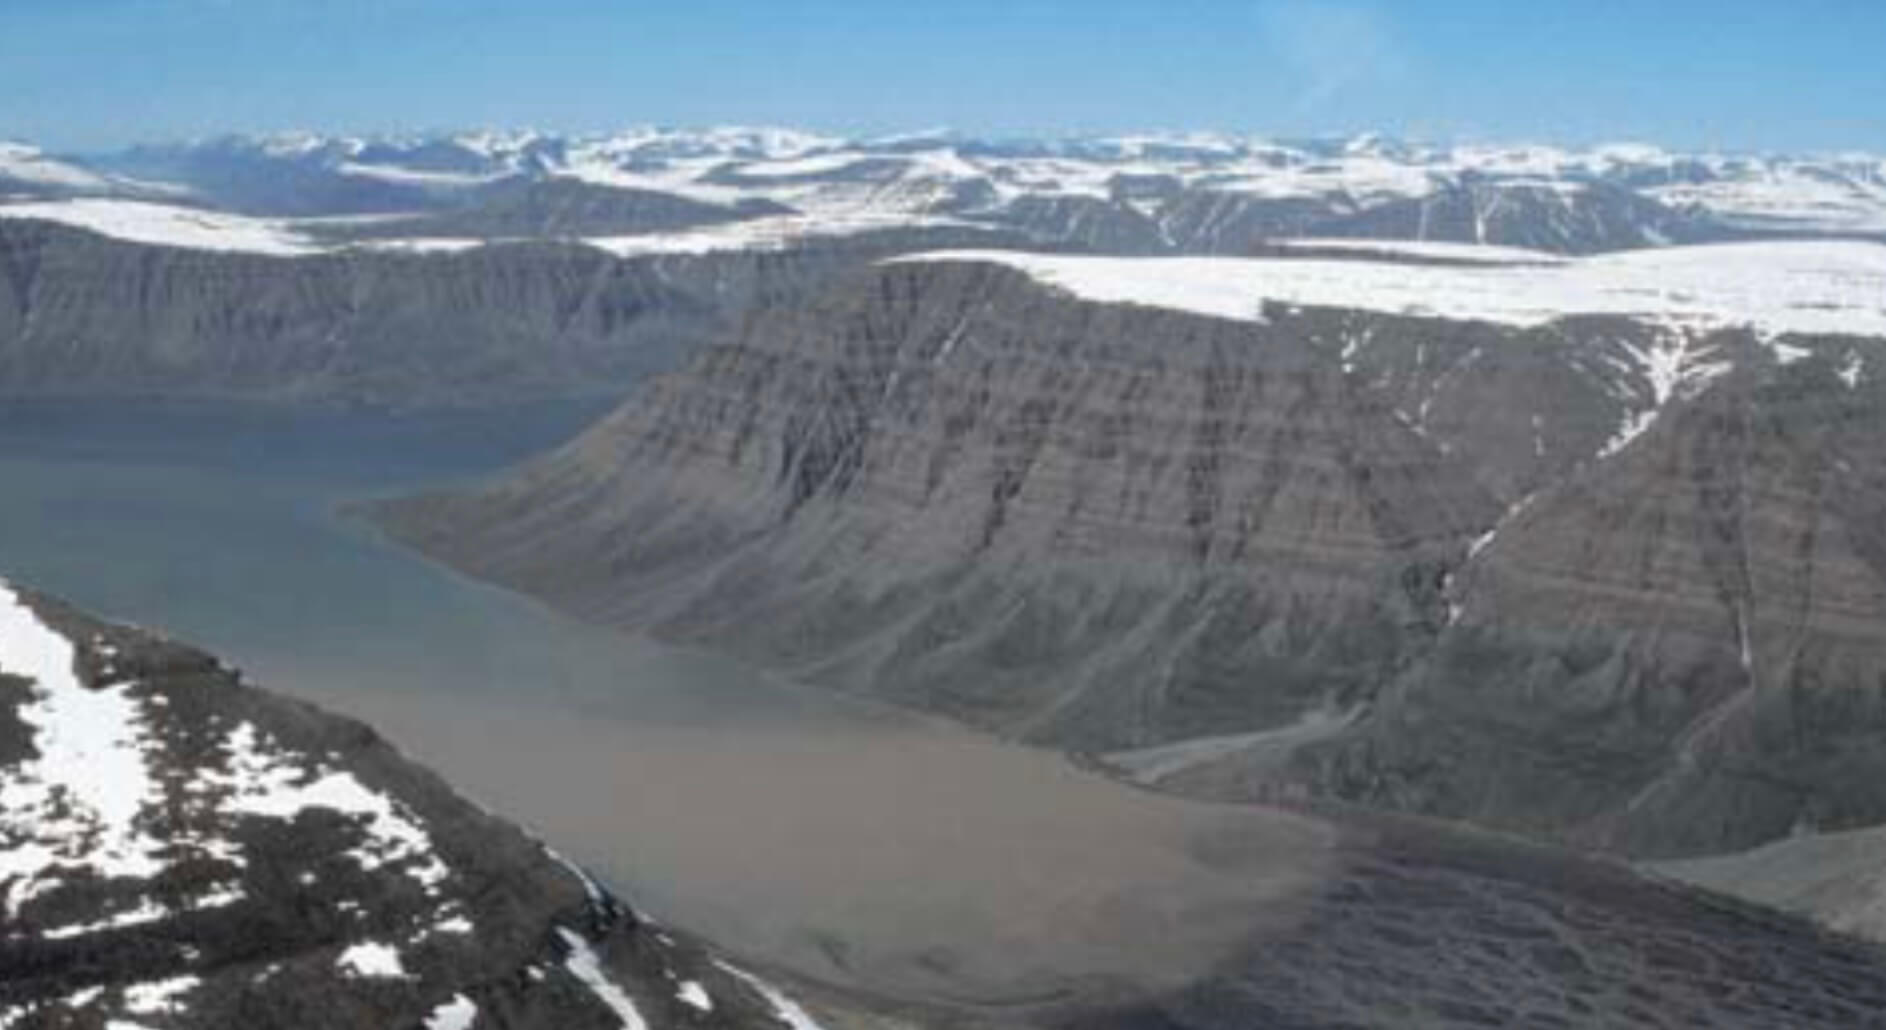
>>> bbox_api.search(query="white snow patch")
[41,897,168,940]
[335,162,501,188]
[1840,350,1866,388]
[676,981,713,1012]
[122,975,199,1015]
[1772,341,1813,365]
[558,928,648,1030]
[425,993,479,1030]
[1597,332,1735,459]
[435,913,474,934]
[204,721,451,891]
[357,237,495,254]
[0,585,167,916]
[0,199,320,255]
[1467,492,1542,563]
[337,941,409,979]
[714,960,827,1030]
[39,881,246,940]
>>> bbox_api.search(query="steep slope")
[371,259,1501,747]
[371,243,1886,863]
[0,219,707,406]
[0,583,839,1030]
[1298,339,1886,856]
[0,218,1026,408]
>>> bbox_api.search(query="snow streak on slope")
[714,961,829,1030]
[0,584,167,915]
[557,928,649,1030]
[898,241,1886,338]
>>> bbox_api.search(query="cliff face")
[0,220,1024,409]
[371,255,1886,860]
[0,585,838,1030]
[1299,342,1886,856]
[0,220,703,407]
[374,262,1500,742]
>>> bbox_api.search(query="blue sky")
[4,0,1883,153]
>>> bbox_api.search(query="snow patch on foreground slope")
[558,928,649,1030]
[0,586,167,914]
[897,240,1886,339]
[206,719,453,889]
[0,579,453,926]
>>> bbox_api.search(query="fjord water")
[0,400,1332,1006]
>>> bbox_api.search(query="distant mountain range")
[8,127,1886,1026]
[4,129,1885,256]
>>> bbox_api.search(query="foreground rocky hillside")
[9,580,1886,1027]
[0,582,844,1030]
[372,241,1886,863]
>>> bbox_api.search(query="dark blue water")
[0,397,849,725]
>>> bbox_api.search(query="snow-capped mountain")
[20,129,1875,256]
[0,142,180,203]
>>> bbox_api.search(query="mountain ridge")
[7,128,1880,255]
[366,249,1886,863]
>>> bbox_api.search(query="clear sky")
[4,0,1883,153]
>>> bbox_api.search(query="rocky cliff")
[370,248,1886,861]
[0,219,1024,409]
[0,583,844,1030]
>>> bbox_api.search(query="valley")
[0,400,1341,1008]
[7,401,1886,1028]
[3,120,1886,1028]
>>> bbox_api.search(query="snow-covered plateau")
[898,239,1886,339]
